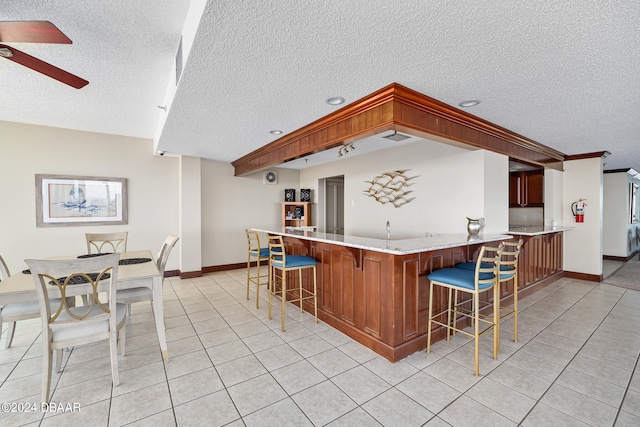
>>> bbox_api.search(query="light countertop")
[506,225,573,236]
[252,228,513,255]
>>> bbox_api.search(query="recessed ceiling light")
[0,47,13,58]
[458,100,480,107]
[325,96,345,105]
[269,130,283,135]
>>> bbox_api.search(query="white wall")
[603,171,640,257]
[544,168,564,226]
[483,150,509,232]
[0,121,180,274]
[180,156,202,273]
[300,140,509,238]
[200,161,300,266]
[562,157,603,276]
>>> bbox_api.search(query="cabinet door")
[509,170,544,207]
[524,171,544,206]
[509,173,522,207]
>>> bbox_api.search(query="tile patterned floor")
[1,265,639,426]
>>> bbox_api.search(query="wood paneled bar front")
[254,228,512,362]
[255,227,566,361]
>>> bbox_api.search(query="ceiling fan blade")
[0,44,88,89]
[0,21,72,44]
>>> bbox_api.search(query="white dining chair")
[115,235,179,317]
[81,232,128,304]
[85,231,128,255]
[0,254,71,349]
[25,253,127,403]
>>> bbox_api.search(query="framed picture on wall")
[35,174,128,227]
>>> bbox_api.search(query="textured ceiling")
[2,1,639,173]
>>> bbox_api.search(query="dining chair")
[0,254,71,349]
[115,235,179,317]
[25,254,127,403]
[426,244,504,376]
[245,229,270,308]
[454,239,522,351]
[267,234,317,332]
[82,231,128,305]
[85,231,128,254]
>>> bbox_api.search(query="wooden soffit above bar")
[232,82,566,176]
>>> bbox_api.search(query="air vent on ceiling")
[383,131,410,142]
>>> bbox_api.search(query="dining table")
[0,250,170,361]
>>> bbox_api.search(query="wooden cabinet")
[515,232,563,289]
[509,170,544,207]
[281,202,312,228]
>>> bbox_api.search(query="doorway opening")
[320,175,344,234]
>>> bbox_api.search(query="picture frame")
[300,188,311,202]
[35,174,128,227]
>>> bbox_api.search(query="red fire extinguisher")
[571,198,587,223]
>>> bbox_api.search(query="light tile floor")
[1,265,639,426]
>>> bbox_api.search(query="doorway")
[323,175,344,234]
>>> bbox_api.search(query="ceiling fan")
[0,21,88,89]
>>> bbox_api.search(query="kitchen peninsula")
[254,228,512,361]
[506,225,571,289]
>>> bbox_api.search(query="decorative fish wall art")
[363,169,418,208]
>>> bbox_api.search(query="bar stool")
[454,239,522,351]
[267,234,317,332]
[427,244,503,376]
[245,229,270,308]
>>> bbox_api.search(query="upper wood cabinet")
[509,170,544,207]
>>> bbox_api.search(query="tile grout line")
[611,288,640,426]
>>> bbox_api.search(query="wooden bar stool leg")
[426,281,434,353]
[246,253,251,301]
[281,270,287,332]
[298,269,303,313]
[496,282,501,353]
[446,287,452,341]
[312,266,318,323]
[493,281,500,355]
[474,291,480,376]
[452,289,458,336]
[513,272,519,342]
[255,261,261,308]
[268,264,273,320]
